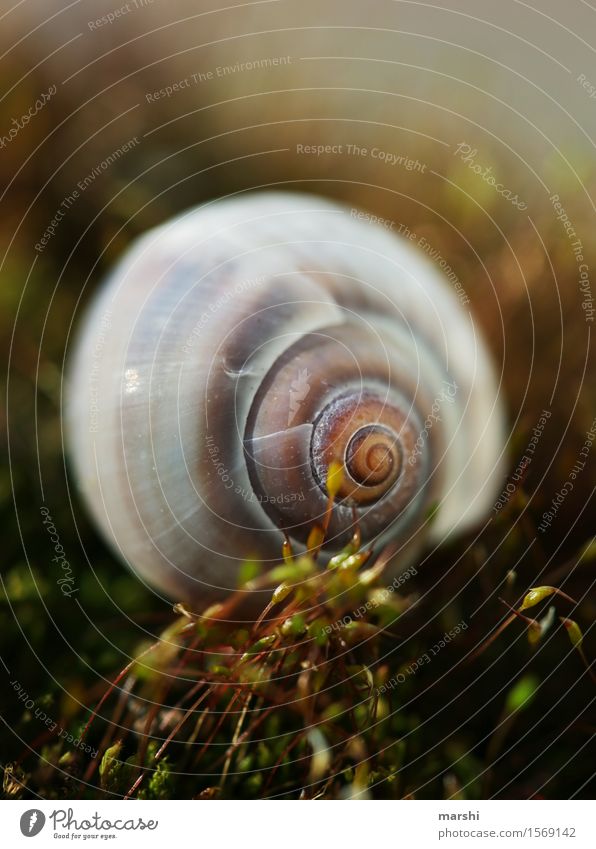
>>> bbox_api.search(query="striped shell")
[66,192,505,607]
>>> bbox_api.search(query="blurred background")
[1,0,595,798]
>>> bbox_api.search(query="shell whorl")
[67,192,505,606]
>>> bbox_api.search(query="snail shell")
[66,192,505,607]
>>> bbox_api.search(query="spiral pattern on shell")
[67,191,505,607]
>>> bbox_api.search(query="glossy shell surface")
[67,192,505,605]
